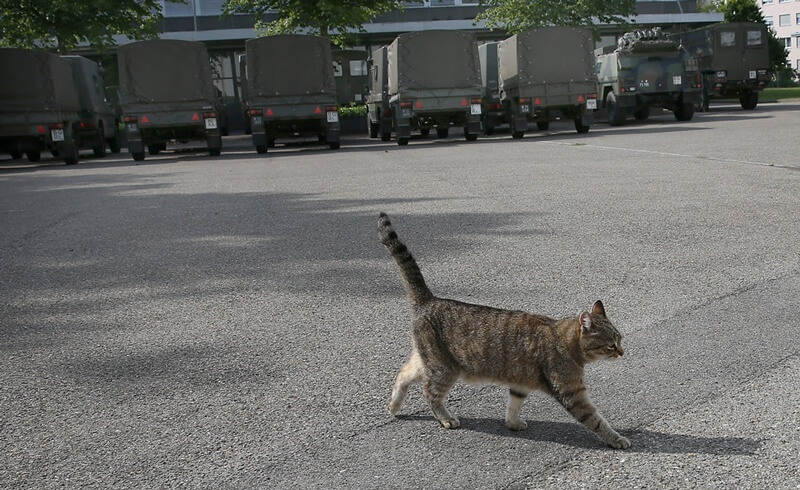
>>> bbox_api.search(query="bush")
[338,104,367,118]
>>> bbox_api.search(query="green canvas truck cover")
[117,40,215,105]
[0,48,80,113]
[63,56,109,115]
[387,30,481,96]
[498,27,595,91]
[245,35,336,100]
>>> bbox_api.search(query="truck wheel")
[633,105,649,121]
[10,150,23,159]
[606,91,626,126]
[148,144,161,155]
[536,121,549,131]
[132,151,145,162]
[328,141,340,150]
[511,129,524,139]
[108,133,121,153]
[209,147,221,157]
[420,128,430,138]
[740,91,758,110]
[93,140,106,158]
[574,118,590,134]
[696,88,709,112]
[380,131,391,142]
[436,128,448,139]
[674,102,695,122]
[397,137,409,146]
[255,145,268,154]
[26,150,41,162]
[465,132,478,142]
[369,119,379,139]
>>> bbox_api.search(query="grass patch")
[760,87,800,102]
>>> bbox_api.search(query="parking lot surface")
[2,102,799,488]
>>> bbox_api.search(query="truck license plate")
[50,129,64,142]
[586,99,597,110]
[520,104,531,114]
[672,76,682,85]
[749,70,756,79]
[326,111,339,123]
[204,118,218,130]
[470,103,482,115]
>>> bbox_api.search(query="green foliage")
[476,0,637,35]
[0,0,170,54]
[223,0,404,46]
[338,104,367,118]
[706,0,789,71]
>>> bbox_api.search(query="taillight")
[247,108,263,117]
[534,98,542,106]
[203,111,216,119]
[399,101,413,109]
[79,121,95,129]
[49,123,64,130]
[325,106,338,113]
[399,101,413,118]
[519,97,531,104]
[470,98,482,105]
[123,116,137,123]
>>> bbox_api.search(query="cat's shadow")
[394,415,762,455]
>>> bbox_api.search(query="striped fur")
[378,213,630,449]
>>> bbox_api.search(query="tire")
[436,128,448,139]
[674,102,695,122]
[696,88,710,112]
[420,128,430,138]
[380,131,391,142]
[369,119,379,139]
[209,147,221,157]
[93,141,105,158]
[148,144,161,155]
[606,91,626,126]
[108,134,121,154]
[536,121,550,131]
[255,145,267,154]
[10,150,23,159]
[132,151,145,162]
[26,150,41,162]
[633,105,649,121]
[328,141,340,150]
[574,118,590,134]
[397,137,409,146]
[267,139,275,148]
[740,91,758,110]
[512,130,524,139]
[484,125,494,135]
[465,132,478,142]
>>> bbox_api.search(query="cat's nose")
[616,346,624,357]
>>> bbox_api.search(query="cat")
[378,212,630,449]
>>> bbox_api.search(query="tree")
[476,0,637,35]
[707,0,789,72]
[0,0,170,54]
[222,0,404,46]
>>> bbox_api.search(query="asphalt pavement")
[2,101,799,489]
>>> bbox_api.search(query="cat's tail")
[378,213,433,305]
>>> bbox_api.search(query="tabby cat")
[378,213,630,449]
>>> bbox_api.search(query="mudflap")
[252,131,267,149]
[127,139,145,155]
[465,116,481,136]
[395,119,411,140]
[580,106,595,126]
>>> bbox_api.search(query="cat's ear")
[592,300,607,318]
[579,311,593,334]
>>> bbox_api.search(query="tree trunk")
[57,37,67,55]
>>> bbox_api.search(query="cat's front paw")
[506,419,528,431]
[439,418,460,429]
[607,435,631,449]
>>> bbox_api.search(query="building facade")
[760,0,800,73]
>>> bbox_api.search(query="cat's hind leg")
[422,370,460,429]
[389,350,424,415]
[506,388,530,431]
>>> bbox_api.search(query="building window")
[796,12,800,23]
[779,14,790,26]
[765,16,774,28]
[782,37,791,47]
[797,37,800,47]
[778,0,788,3]
[762,0,772,4]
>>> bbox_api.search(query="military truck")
[1,48,88,165]
[386,30,482,145]
[678,22,769,111]
[244,35,340,153]
[596,28,700,125]
[117,40,223,161]
[332,49,369,106]
[366,46,392,141]
[498,27,598,137]
[478,42,505,135]
[63,56,121,156]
